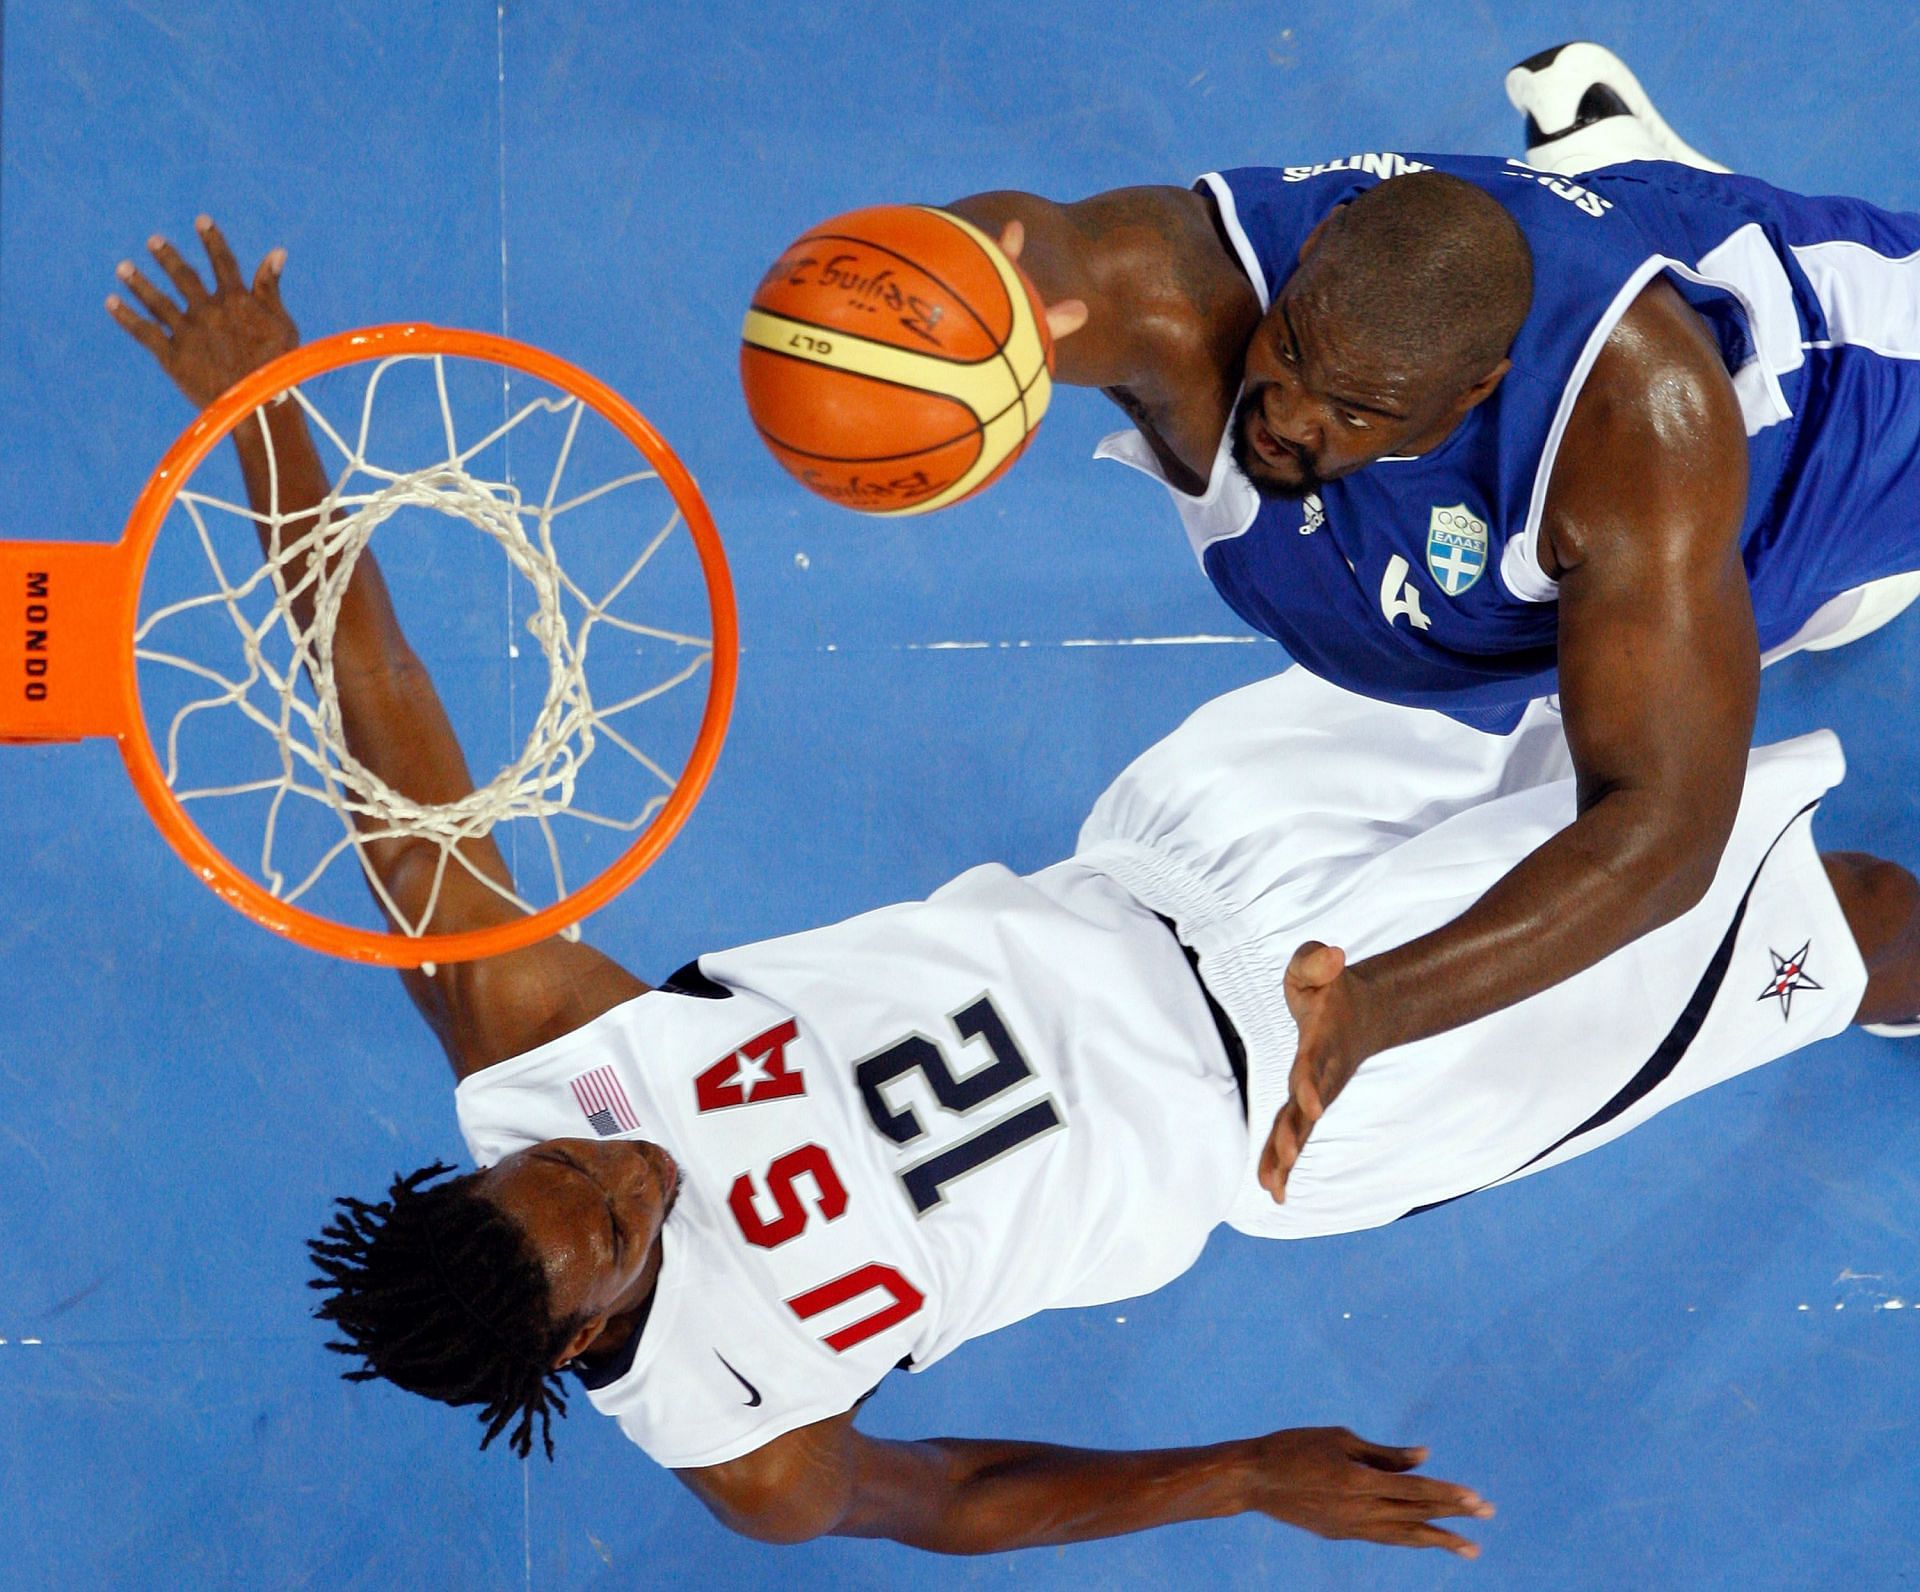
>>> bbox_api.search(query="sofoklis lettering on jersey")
[1280,152,1434,183]
[1499,159,1615,217]
[698,999,1063,1354]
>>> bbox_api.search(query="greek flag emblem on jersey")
[570,1065,641,1136]
[1425,503,1488,597]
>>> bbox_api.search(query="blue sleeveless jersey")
[1097,154,1920,731]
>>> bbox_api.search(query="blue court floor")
[3,3,1918,1586]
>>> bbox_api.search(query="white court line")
[792,634,1274,654]
[1059,635,1266,648]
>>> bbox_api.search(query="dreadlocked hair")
[307,1162,585,1460]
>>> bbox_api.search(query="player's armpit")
[417,934,648,1081]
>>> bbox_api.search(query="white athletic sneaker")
[1506,49,1920,660]
[1799,571,1920,652]
[1505,41,1730,176]
[1760,573,1920,667]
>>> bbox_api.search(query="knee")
[1822,850,1920,967]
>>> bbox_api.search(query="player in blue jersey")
[950,42,1920,1200]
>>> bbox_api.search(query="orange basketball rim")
[0,324,738,967]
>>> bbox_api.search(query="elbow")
[1579,781,1732,933]
[718,1511,829,1548]
[1652,848,1717,927]
[681,1467,845,1548]
[692,1482,840,1546]
[1615,813,1729,932]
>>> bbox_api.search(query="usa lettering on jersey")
[695,1016,927,1354]
[696,997,1066,1357]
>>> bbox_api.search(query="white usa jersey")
[455,861,1245,1468]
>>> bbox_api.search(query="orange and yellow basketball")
[740,205,1054,516]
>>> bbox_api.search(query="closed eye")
[1276,304,1303,366]
[540,1147,624,1259]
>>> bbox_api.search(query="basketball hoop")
[0,324,737,967]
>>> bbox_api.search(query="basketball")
[740,205,1054,516]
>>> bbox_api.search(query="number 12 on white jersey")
[854,994,1064,1214]
[712,995,1063,1355]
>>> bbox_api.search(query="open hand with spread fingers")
[105,216,297,409]
[1260,940,1380,1202]
[1247,1426,1494,1557]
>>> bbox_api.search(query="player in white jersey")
[112,223,1920,1562]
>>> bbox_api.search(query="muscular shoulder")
[952,184,1256,381]
[1067,186,1256,350]
[1058,186,1258,476]
[430,934,649,1080]
[1541,276,1749,581]
[949,184,1258,483]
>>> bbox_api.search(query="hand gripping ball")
[741,206,1054,516]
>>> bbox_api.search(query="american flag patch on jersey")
[569,1065,641,1136]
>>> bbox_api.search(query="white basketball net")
[131,354,714,939]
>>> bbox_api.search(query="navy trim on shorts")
[1398,799,1821,1221]
[1157,914,1249,1116]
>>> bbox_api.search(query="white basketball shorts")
[1075,668,1867,1239]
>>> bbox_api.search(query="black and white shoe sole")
[1505,41,1729,173]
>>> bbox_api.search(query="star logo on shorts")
[1757,939,1821,1019]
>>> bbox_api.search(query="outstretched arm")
[108,219,646,1076]
[1264,277,1756,1196]
[681,1409,1491,1558]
